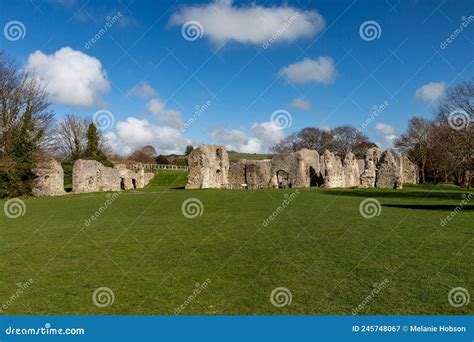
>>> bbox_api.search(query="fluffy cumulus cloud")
[374,123,397,148]
[169,0,324,46]
[146,98,183,128]
[290,97,311,111]
[209,120,285,153]
[126,82,183,128]
[26,47,110,107]
[126,81,158,98]
[279,56,336,85]
[415,81,447,102]
[105,117,187,156]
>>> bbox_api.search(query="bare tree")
[435,78,473,187]
[394,117,432,183]
[331,125,375,158]
[56,114,90,160]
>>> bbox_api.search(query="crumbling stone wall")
[343,153,360,188]
[72,160,154,194]
[188,144,416,190]
[376,151,402,189]
[321,150,345,188]
[186,145,229,189]
[32,158,65,197]
[401,155,418,184]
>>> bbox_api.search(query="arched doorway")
[120,177,125,190]
[276,170,289,189]
[309,166,317,187]
[132,179,137,189]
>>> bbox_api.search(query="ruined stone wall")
[401,155,418,184]
[187,144,416,190]
[186,145,229,189]
[321,150,345,188]
[343,153,360,188]
[32,158,65,197]
[72,160,154,194]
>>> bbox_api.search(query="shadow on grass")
[322,189,473,201]
[382,204,474,211]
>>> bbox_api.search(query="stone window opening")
[120,177,125,190]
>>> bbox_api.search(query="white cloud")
[415,81,447,102]
[209,120,285,153]
[146,98,183,128]
[26,47,110,107]
[169,0,324,46]
[105,117,187,156]
[374,123,397,148]
[279,56,336,85]
[290,97,311,111]
[127,82,157,99]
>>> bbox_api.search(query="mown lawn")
[0,171,473,315]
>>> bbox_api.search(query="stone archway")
[276,170,289,189]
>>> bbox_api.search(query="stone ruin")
[186,144,418,190]
[32,159,155,197]
[32,158,66,197]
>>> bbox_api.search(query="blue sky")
[1,0,473,155]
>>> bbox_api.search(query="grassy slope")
[228,152,273,162]
[0,171,473,315]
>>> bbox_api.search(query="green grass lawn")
[1,170,473,315]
